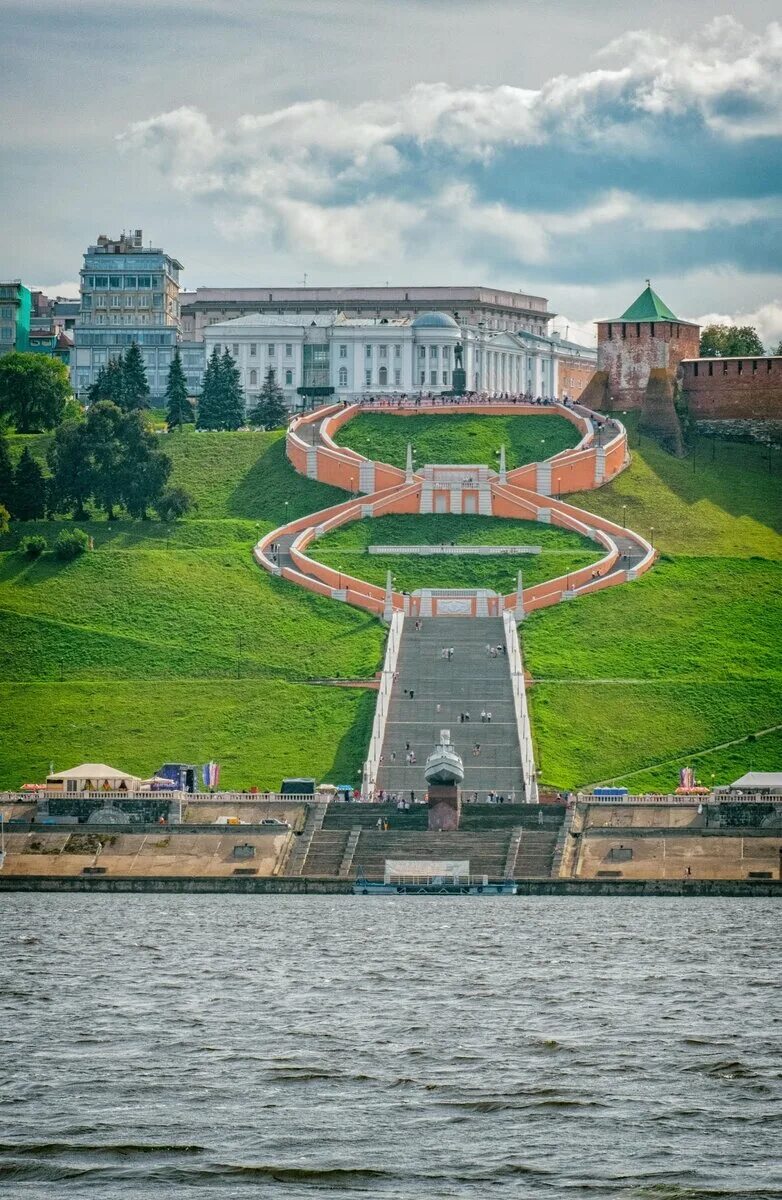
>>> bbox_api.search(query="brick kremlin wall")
[680,357,782,420]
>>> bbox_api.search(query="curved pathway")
[254,399,655,620]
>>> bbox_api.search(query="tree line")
[0,343,291,435]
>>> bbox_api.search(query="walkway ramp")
[375,616,525,800]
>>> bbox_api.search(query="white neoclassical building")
[203,310,594,410]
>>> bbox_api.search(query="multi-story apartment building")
[181,285,554,343]
[71,230,182,398]
[0,281,32,356]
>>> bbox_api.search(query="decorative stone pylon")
[405,442,414,483]
[515,568,525,621]
[383,569,394,623]
[499,444,507,484]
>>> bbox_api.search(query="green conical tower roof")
[601,281,692,324]
[619,282,679,322]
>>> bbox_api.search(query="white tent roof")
[729,772,782,789]
[47,763,141,781]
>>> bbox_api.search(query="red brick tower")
[595,283,700,410]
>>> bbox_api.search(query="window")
[109,275,121,289]
[232,343,239,357]
[339,367,348,386]
[249,369,258,386]
[109,293,121,306]
[394,344,401,358]
[94,276,108,288]
[379,345,387,358]
[285,369,293,385]
[125,295,134,307]
[214,344,221,355]
[125,276,137,289]
[268,344,275,356]
[379,366,388,385]
[285,343,292,356]
[0,306,12,319]
[430,370,437,385]
[442,345,450,360]
[394,369,401,385]
[708,361,713,376]
[339,344,347,358]
[442,372,449,385]
[365,369,372,386]
[138,295,149,308]
[607,324,612,339]
[250,343,257,356]
[737,360,743,374]
[153,294,163,309]
[419,345,426,360]
[137,275,151,289]
[365,344,372,358]
[430,345,438,358]
[693,362,698,377]
[420,371,426,385]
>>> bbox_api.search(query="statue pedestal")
[428,784,462,831]
[451,367,467,396]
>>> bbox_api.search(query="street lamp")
[650,526,655,548]
[622,504,627,529]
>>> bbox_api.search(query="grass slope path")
[254,398,654,621]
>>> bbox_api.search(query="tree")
[196,347,223,430]
[156,486,193,521]
[0,503,8,539]
[164,349,193,430]
[771,340,782,357]
[13,446,47,520]
[248,366,288,429]
[219,349,245,431]
[0,432,13,512]
[120,410,171,519]
[48,418,92,518]
[122,342,150,411]
[700,324,765,358]
[83,401,126,520]
[88,359,125,408]
[0,352,70,432]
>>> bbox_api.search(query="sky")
[2,0,781,347]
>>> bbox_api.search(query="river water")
[0,896,780,1198]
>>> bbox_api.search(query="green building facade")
[0,281,32,355]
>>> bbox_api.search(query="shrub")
[156,485,193,522]
[54,527,89,561]
[21,534,47,559]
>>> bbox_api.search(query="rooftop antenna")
[645,278,651,288]
[302,273,308,287]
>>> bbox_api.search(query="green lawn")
[334,411,580,470]
[0,429,383,789]
[523,419,782,792]
[310,513,596,594]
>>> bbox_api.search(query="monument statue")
[454,341,464,368]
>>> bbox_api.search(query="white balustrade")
[361,611,405,801]
[503,610,539,804]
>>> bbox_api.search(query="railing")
[580,792,780,805]
[23,790,331,804]
[502,610,539,804]
[362,611,405,801]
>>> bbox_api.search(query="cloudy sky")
[2,0,781,345]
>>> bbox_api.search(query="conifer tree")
[88,357,126,408]
[121,342,150,411]
[48,418,92,518]
[13,446,47,520]
[248,366,288,429]
[164,349,192,430]
[196,347,223,430]
[219,349,245,431]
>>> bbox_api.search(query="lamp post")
[650,526,655,549]
[622,504,627,529]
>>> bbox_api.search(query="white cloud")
[119,19,782,275]
[32,281,80,298]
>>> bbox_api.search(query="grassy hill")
[2,414,780,794]
[334,411,579,469]
[1,431,383,789]
[523,422,782,791]
[310,513,596,594]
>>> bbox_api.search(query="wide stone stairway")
[375,616,524,800]
[292,803,566,880]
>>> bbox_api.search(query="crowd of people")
[352,391,566,409]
